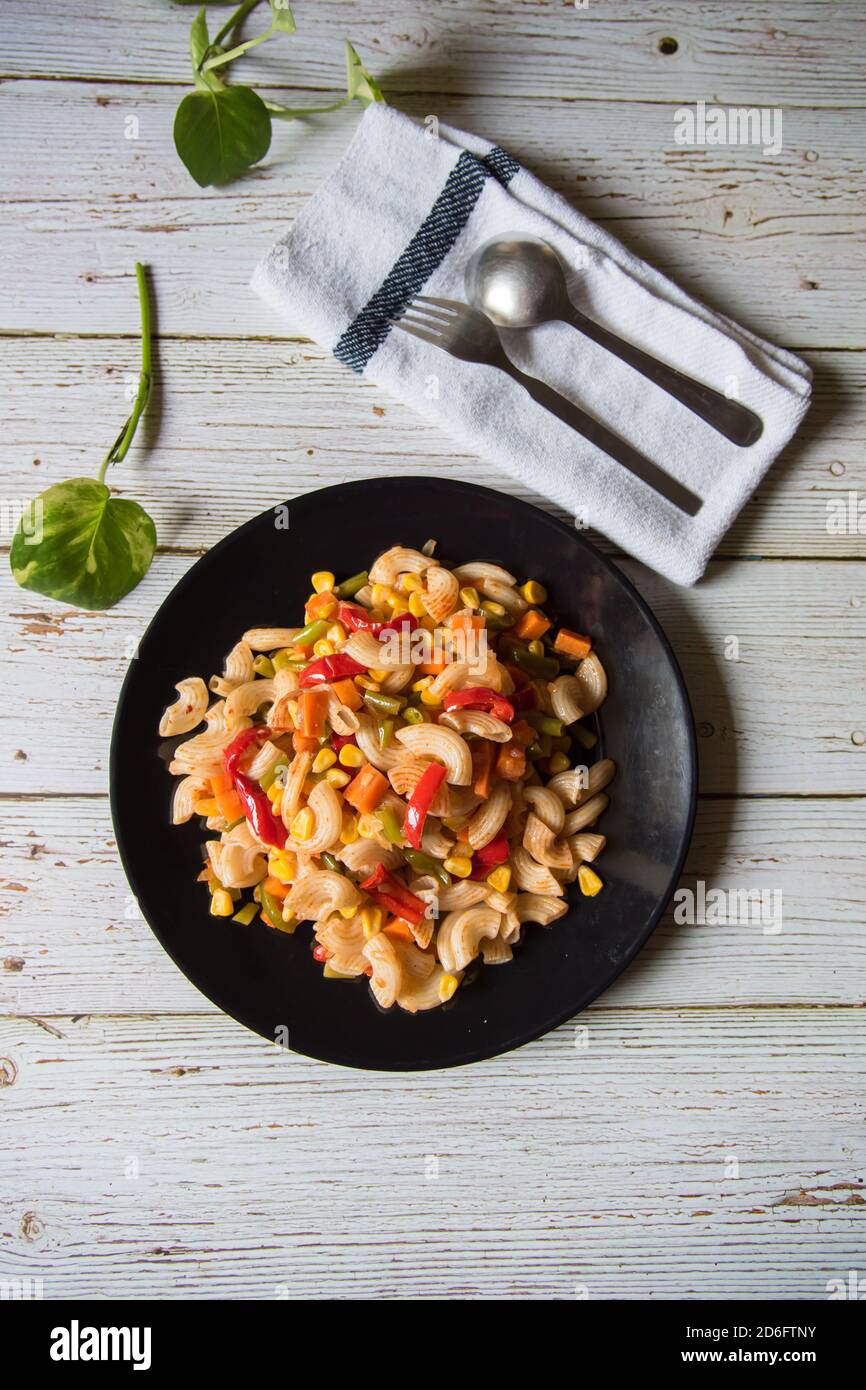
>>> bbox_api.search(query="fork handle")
[563,306,763,448]
[500,358,703,516]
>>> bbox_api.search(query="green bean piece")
[378,717,395,749]
[335,570,369,600]
[573,723,598,750]
[320,851,346,875]
[512,647,560,680]
[223,815,246,832]
[292,618,330,649]
[403,848,450,887]
[272,648,299,672]
[533,715,565,738]
[526,741,544,760]
[259,761,287,793]
[363,690,404,717]
[323,962,357,979]
[253,654,275,678]
[378,805,404,844]
[402,705,425,725]
[260,886,286,930]
[232,901,259,926]
[272,914,299,936]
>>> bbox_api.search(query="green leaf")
[344,40,384,105]
[10,479,156,612]
[189,7,210,70]
[174,84,272,186]
[269,1,296,32]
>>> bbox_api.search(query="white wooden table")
[1,1,864,1300]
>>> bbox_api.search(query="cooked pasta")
[159,543,616,1013]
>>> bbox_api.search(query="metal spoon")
[465,234,764,447]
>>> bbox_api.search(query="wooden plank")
[1,555,863,796]
[4,1,865,107]
[0,82,863,344]
[0,1010,863,1299]
[1,796,863,1016]
[1,335,863,557]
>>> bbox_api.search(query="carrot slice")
[343,764,389,814]
[299,687,329,738]
[514,608,551,641]
[553,627,592,660]
[331,677,363,711]
[383,916,415,943]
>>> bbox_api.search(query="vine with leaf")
[174,0,384,186]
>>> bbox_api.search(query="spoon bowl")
[465,233,570,328]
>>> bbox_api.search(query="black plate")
[110,477,697,1070]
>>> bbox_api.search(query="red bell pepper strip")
[470,834,510,878]
[223,727,286,849]
[360,863,428,927]
[402,762,446,849]
[509,685,537,713]
[298,652,366,688]
[338,603,419,639]
[442,686,515,723]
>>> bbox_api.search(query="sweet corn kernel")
[408,591,428,617]
[361,906,383,938]
[338,744,366,768]
[444,855,473,879]
[325,767,351,789]
[266,781,282,805]
[357,814,381,840]
[312,638,335,658]
[339,813,359,844]
[270,788,283,814]
[401,572,424,593]
[412,676,433,692]
[354,674,380,691]
[210,888,234,917]
[486,865,512,893]
[291,807,315,841]
[519,579,548,605]
[338,905,357,919]
[326,621,346,645]
[311,570,335,593]
[269,854,296,884]
[481,599,506,617]
[459,585,480,609]
[369,668,390,683]
[312,747,337,774]
[548,751,570,774]
[438,973,459,1003]
[193,797,219,817]
[389,600,411,617]
[371,583,395,607]
[578,864,604,897]
[528,639,545,656]
[420,687,442,706]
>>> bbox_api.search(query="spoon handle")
[562,307,763,448]
[499,355,702,515]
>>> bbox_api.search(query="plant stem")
[203,24,276,73]
[98,263,152,484]
[266,97,349,119]
[212,0,265,51]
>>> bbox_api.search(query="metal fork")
[393,296,702,516]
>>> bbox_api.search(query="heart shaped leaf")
[174,84,272,187]
[10,478,157,611]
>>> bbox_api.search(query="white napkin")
[252,104,811,585]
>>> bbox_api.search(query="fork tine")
[395,310,451,335]
[414,294,463,313]
[391,319,446,350]
[404,301,456,326]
